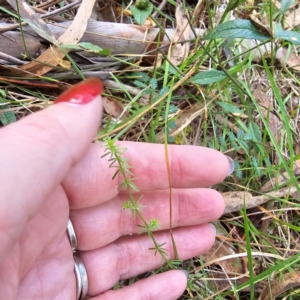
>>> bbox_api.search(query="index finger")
[63,142,231,209]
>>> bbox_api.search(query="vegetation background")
[0,0,300,299]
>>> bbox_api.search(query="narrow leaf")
[203,19,269,41]
[191,70,227,85]
[217,101,244,114]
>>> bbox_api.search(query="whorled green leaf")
[274,30,300,45]
[130,4,153,25]
[203,19,269,41]
[191,70,227,85]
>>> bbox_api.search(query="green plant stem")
[15,0,28,58]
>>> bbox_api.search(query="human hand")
[0,78,232,299]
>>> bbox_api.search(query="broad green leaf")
[0,110,16,125]
[281,0,294,12]
[274,23,284,35]
[130,4,153,25]
[203,19,269,41]
[191,70,227,85]
[0,101,16,126]
[274,30,300,45]
[159,87,169,97]
[217,101,244,114]
[132,72,150,83]
[0,89,6,97]
[248,121,262,143]
[149,78,157,90]
[134,80,147,88]
[61,43,111,55]
[168,121,176,129]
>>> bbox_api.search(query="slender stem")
[105,140,174,268]
[15,0,28,58]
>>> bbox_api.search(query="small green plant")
[130,0,153,25]
[0,89,16,126]
[101,137,176,268]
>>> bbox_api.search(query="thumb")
[0,78,103,263]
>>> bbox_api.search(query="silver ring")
[74,253,89,300]
[67,219,77,252]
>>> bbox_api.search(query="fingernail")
[225,155,235,176]
[209,223,217,235]
[181,269,189,279]
[54,78,103,105]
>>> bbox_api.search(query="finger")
[81,224,215,295]
[0,78,103,263]
[91,270,187,300]
[71,188,224,250]
[64,142,232,209]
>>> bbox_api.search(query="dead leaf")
[276,47,300,72]
[6,0,56,43]
[248,11,273,36]
[252,84,282,143]
[259,271,300,300]
[223,186,298,214]
[115,6,132,17]
[3,0,96,77]
[202,239,243,275]
[169,0,192,66]
[102,97,129,119]
[156,100,215,143]
[50,46,71,69]
[141,21,165,65]
[260,142,300,193]
[201,239,244,292]
[285,6,300,29]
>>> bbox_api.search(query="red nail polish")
[54,78,103,105]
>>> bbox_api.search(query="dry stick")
[41,0,82,18]
[36,0,62,9]
[0,51,24,64]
